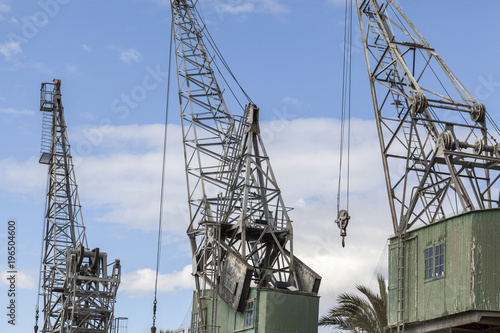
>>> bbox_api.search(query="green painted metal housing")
[191,288,319,333]
[388,208,500,327]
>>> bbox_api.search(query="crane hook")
[335,209,350,247]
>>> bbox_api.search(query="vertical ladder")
[39,84,54,164]
[396,233,406,332]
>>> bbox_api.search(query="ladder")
[396,233,406,332]
[39,83,54,164]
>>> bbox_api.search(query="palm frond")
[319,274,388,333]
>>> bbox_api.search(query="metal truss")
[39,80,120,333]
[356,1,500,331]
[171,0,320,329]
[356,0,500,235]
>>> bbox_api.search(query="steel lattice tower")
[356,0,500,331]
[39,80,121,333]
[171,1,320,330]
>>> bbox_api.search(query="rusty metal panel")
[290,254,321,294]
[406,237,417,323]
[218,251,253,312]
[388,242,398,325]
[260,289,320,332]
[472,210,500,311]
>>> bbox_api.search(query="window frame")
[191,311,199,333]
[424,242,445,281]
[243,298,255,328]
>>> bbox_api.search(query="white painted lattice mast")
[170,0,321,331]
[355,0,500,331]
[39,79,121,333]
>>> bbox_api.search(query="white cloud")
[0,118,391,238]
[217,2,255,14]
[147,0,287,14]
[65,64,79,74]
[258,0,288,14]
[148,0,287,17]
[0,3,10,12]
[65,123,186,232]
[81,44,92,52]
[215,0,288,15]
[120,265,193,295]
[0,107,34,115]
[79,112,96,120]
[194,0,288,16]
[119,48,143,64]
[0,2,11,21]
[0,41,22,61]
[282,96,300,106]
[0,117,394,328]
[108,45,143,64]
[0,157,46,194]
[326,0,345,6]
[3,59,53,74]
[2,269,37,290]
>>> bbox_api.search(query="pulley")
[411,92,428,115]
[470,102,486,123]
[335,209,350,247]
[435,131,454,155]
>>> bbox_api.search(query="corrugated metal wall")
[388,209,500,327]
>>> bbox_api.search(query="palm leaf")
[319,274,387,333]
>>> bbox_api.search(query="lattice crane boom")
[39,79,121,333]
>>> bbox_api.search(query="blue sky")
[1,1,500,332]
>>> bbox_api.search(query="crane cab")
[388,208,500,332]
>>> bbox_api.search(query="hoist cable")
[337,0,353,214]
[152,17,174,332]
[347,0,353,212]
[194,6,254,106]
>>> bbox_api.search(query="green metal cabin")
[190,288,319,333]
[388,208,500,332]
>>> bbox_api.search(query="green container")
[388,208,500,327]
[191,287,319,332]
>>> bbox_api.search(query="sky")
[1,0,500,333]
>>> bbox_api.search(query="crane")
[38,79,121,333]
[355,1,500,332]
[170,1,321,331]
